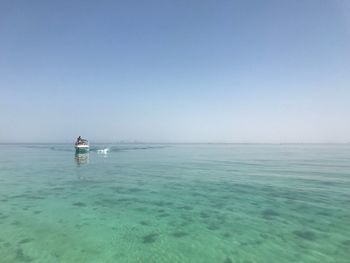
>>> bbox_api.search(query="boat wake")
[96,148,110,154]
[89,145,167,153]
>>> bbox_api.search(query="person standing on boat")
[76,136,82,145]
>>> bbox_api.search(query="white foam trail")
[97,148,110,154]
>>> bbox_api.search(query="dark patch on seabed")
[222,232,231,238]
[178,205,193,210]
[341,240,350,246]
[11,220,21,226]
[28,195,45,200]
[128,187,142,193]
[151,200,173,207]
[261,208,280,219]
[293,230,316,241]
[109,186,126,193]
[171,231,188,238]
[157,213,170,218]
[51,187,65,191]
[207,223,220,231]
[143,233,158,244]
[72,202,87,207]
[18,238,33,244]
[316,210,331,217]
[200,211,210,218]
[140,220,152,226]
[10,194,45,200]
[0,213,9,220]
[16,248,33,262]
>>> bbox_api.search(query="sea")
[0,143,349,263]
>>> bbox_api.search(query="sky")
[0,0,349,143]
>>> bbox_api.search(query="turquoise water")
[0,144,349,263]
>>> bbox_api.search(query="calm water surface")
[0,144,349,263]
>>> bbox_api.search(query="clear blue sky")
[1,0,349,143]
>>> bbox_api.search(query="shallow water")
[0,143,349,263]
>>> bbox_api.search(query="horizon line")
[0,142,349,145]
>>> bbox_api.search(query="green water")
[0,144,349,263]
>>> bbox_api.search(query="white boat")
[75,138,89,152]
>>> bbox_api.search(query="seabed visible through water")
[0,144,349,262]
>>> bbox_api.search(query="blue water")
[0,143,349,262]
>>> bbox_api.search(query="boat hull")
[75,145,89,153]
